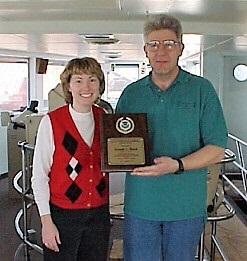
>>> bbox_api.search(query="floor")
[108,191,247,261]
[0,176,124,261]
[203,205,247,261]
[109,210,247,261]
[1,175,247,261]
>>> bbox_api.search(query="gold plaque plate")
[108,137,145,165]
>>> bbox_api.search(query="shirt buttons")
[89,151,93,155]
[89,179,93,183]
[88,192,92,196]
[89,165,93,169]
[87,203,91,207]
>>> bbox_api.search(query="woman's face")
[69,73,100,113]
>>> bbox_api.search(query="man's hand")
[131,157,179,176]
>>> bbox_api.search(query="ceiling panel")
[0,0,247,62]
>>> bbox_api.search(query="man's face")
[144,29,184,77]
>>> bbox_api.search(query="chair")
[207,164,224,214]
[197,162,235,261]
[97,98,114,114]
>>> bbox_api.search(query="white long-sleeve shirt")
[31,105,94,216]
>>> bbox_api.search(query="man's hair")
[143,14,183,42]
[60,57,105,104]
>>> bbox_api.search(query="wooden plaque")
[100,113,150,172]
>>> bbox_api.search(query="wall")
[204,49,247,142]
[222,56,247,141]
[202,45,247,175]
[203,51,224,98]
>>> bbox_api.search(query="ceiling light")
[120,0,174,13]
[79,34,120,45]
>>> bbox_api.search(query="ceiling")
[0,0,247,63]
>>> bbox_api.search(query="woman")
[31,57,110,261]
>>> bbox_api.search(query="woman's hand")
[41,214,61,252]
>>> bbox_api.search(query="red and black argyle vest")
[48,105,109,209]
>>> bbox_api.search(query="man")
[116,14,228,261]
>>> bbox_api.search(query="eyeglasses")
[145,40,181,52]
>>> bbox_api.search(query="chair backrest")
[97,99,114,114]
[207,164,223,213]
[48,83,66,111]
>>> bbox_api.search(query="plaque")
[100,113,150,172]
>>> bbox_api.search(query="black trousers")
[43,204,110,261]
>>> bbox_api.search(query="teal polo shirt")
[116,69,228,221]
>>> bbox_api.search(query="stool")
[197,163,235,261]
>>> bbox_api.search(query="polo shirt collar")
[147,66,190,89]
[175,67,190,84]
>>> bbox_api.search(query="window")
[233,64,247,82]
[105,64,139,109]
[0,58,29,111]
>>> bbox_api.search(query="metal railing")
[223,133,247,203]
[13,142,43,261]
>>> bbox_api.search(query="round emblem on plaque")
[116,117,135,134]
